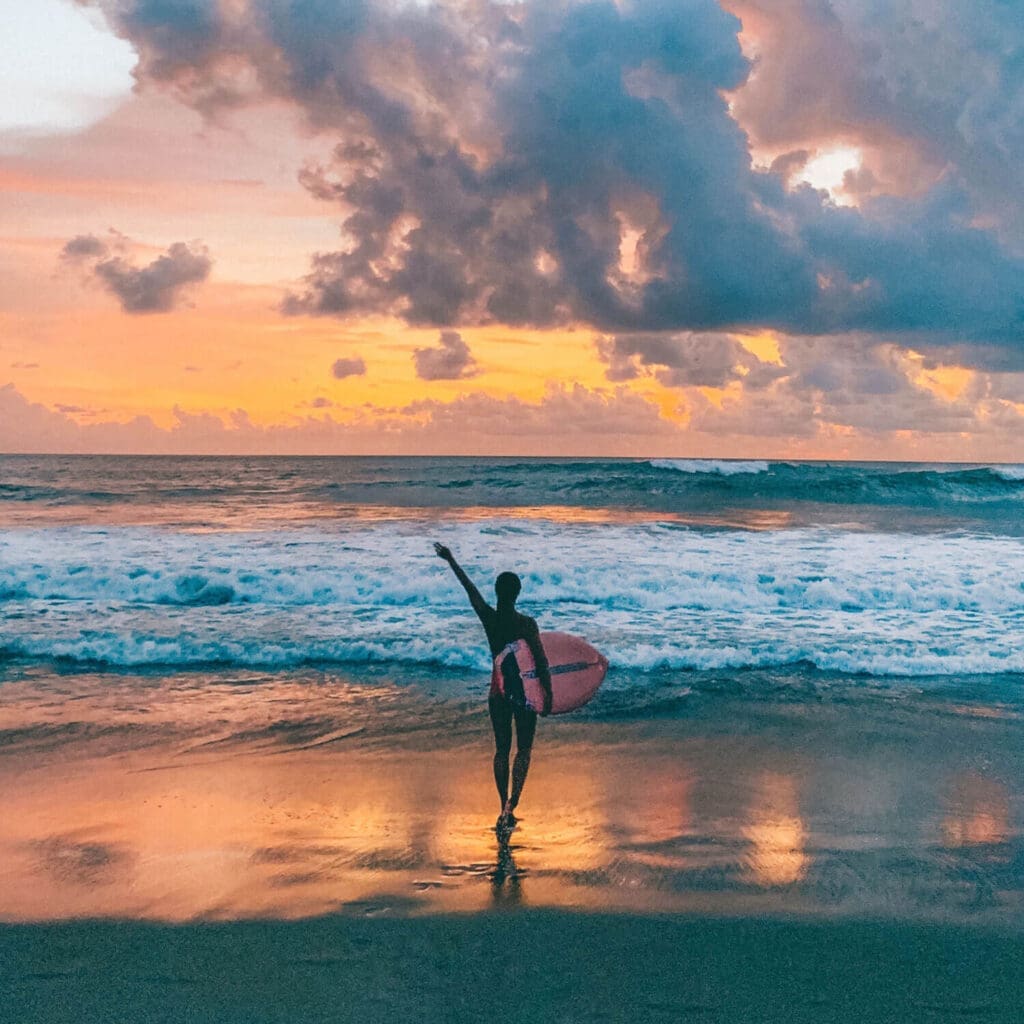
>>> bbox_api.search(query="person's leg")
[488,694,513,815]
[508,705,538,814]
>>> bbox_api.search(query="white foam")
[1,521,1023,677]
[992,464,1024,482]
[648,459,771,476]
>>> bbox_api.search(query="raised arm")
[433,543,491,624]
[524,618,553,716]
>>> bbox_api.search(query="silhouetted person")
[434,543,552,829]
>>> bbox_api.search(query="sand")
[3,911,1023,1023]
[1,664,1023,1021]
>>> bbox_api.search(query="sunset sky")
[2,0,1023,457]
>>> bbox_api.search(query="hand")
[433,542,453,562]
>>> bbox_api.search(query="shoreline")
[1,664,1021,927]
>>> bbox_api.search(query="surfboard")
[492,631,608,715]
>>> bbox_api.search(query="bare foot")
[496,802,518,831]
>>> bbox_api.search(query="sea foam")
[647,459,771,476]
[1,521,1022,678]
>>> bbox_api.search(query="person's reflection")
[490,829,526,907]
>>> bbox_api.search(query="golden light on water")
[1,673,1021,925]
[742,772,808,887]
[0,733,797,922]
[0,734,635,921]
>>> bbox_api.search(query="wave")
[3,635,1024,678]
[3,458,1023,534]
[1,521,1022,678]
[647,459,771,476]
[3,523,1023,613]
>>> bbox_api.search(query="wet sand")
[1,666,1023,1020]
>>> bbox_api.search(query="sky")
[1,0,1023,458]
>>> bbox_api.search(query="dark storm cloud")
[917,343,1024,375]
[82,0,1024,357]
[331,356,366,379]
[792,182,1024,340]
[60,234,212,314]
[413,330,477,381]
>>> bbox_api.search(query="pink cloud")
[0,382,674,456]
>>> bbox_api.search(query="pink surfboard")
[492,631,608,715]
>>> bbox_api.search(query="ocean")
[2,455,1023,927]
[2,455,1023,682]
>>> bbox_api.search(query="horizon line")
[0,451,1019,466]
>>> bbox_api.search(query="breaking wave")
[1,521,1022,678]
[2,456,1023,535]
[646,459,771,476]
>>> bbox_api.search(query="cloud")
[404,383,677,438]
[413,330,477,381]
[77,0,1024,355]
[331,356,366,379]
[592,324,1024,444]
[60,234,108,260]
[4,364,1024,457]
[729,0,1024,238]
[597,332,784,388]
[61,233,212,313]
[685,334,988,438]
[0,381,674,455]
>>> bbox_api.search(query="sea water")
[1,455,1022,684]
[2,455,1024,923]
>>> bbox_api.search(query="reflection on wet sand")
[944,773,1011,847]
[490,832,525,909]
[1,672,1022,925]
[742,773,808,887]
[0,737,1020,924]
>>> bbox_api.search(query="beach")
[2,663,1023,1021]
[5,912,1023,1023]
[1,455,1023,1021]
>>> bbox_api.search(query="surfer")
[434,543,552,829]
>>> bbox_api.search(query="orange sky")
[2,0,1022,459]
